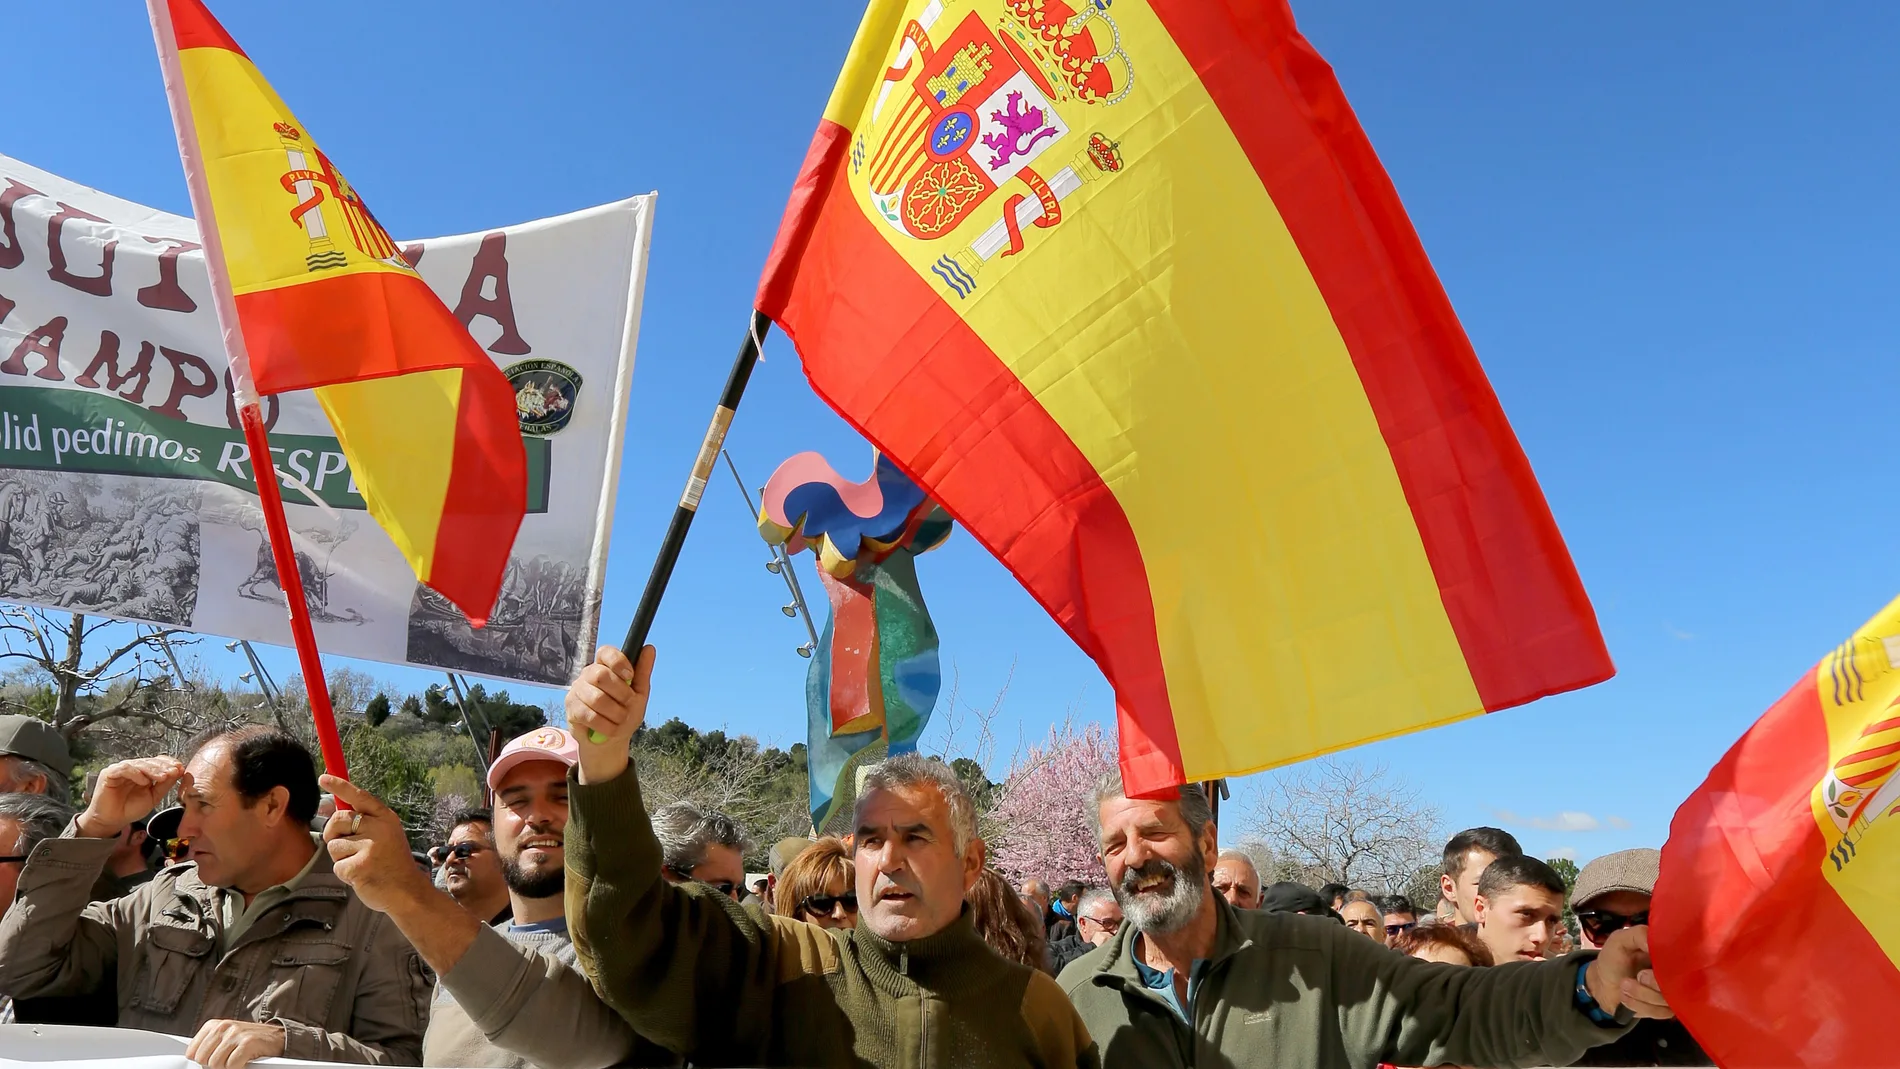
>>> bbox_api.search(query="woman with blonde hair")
[772,836,857,929]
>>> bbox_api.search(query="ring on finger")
[350,812,363,835]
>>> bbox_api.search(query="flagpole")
[147,0,349,780]
[621,311,770,654]
[585,312,769,741]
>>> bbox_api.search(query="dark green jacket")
[1058,898,1630,1069]
[565,765,1097,1069]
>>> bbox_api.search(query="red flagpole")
[149,0,348,782]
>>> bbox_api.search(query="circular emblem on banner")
[504,359,583,436]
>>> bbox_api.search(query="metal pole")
[590,311,769,741]
[443,672,490,779]
[720,449,819,651]
[149,627,192,690]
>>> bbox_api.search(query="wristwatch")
[1574,961,1620,1026]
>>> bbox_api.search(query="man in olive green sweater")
[1059,773,1674,1069]
[564,644,1097,1068]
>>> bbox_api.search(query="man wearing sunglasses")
[1052,887,1124,972]
[652,801,749,901]
[433,811,513,926]
[324,726,667,1068]
[1377,893,1419,943]
[1569,849,1710,1066]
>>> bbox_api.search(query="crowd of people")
[0,643,1699,1068]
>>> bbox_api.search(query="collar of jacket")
[1089,893,1254,992]
[159,845,352,935]
[851,905,995,997]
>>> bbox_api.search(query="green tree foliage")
[338,718,436,847]
[364,692,392,728]
[1547,855,1582,940]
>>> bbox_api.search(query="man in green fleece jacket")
[1058,772,1674,1069]
[564,644,1098,1069]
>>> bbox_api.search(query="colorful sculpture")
[760,451,951,833]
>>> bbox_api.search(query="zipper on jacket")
[899,949,908,975]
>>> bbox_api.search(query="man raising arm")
[1060,773,1670,1069]
[323,727,668,1069]
[0,728,429,1068]
[564,644,1097,1068]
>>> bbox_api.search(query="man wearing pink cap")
[321,727,673,1068]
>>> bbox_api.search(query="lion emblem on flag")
[856,0,1134,294]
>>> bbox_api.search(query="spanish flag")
[756,0,1613,795]
[1653,597,1900,1067]
[150,0,524,624]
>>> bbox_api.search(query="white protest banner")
[0,1023,428,1069]
[0,154,653,687]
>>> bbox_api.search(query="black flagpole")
[620,309,771,652]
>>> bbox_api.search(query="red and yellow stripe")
[758,0,1612,794]
[160,0,524,623]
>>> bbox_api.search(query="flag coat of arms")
[1653,596,1900,1067]
[150,0,525,623]
[757,0,1612,795]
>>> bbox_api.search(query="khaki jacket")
[1059,898,1631,1069]
[0,833,431,1064]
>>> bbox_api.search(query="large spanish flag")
[1653,597,1900,1067]
[150,0,524,623]
[757,0,1612,794]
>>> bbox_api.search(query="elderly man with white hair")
[1210,849,1261,910]
[562,644,1099,1068]
[1059,771,1674,1069]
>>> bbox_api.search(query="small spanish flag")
[756,0,1613,795]
[150,0,524,624]
[1653,596,1900,1067]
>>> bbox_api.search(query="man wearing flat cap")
[1569,848,1710,1066]
[0,714,73,802]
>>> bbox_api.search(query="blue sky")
[5,3,1900,867]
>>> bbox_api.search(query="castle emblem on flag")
[273,121,407,273]
[857,0,1134,297]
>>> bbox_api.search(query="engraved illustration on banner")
[504,359,583,436]
[0,472,200,625]
[230,506,367,625]
[856,0,1132,298]
[273,122,408,273]
[1814,627,1900,872]
[406,553,587,685]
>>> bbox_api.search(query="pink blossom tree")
[987,720,1114,886]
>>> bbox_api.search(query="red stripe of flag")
[1148,0,1613,708]
[1653,678,1900,1066]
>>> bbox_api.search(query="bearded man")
[1058,773,1673,1069]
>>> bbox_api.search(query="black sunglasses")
[1081,914,1122,932]
[1385,921,1418,937]
[666,864,739,900]
[800,892,859,915]
[0,855,26,865]
[429,842,487,865]
[1575,908,1649,942]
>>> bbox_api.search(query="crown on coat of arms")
[273,121,302,140]
[997,0,1134,106]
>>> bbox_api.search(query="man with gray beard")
[1057,773,1675,1069]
